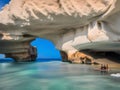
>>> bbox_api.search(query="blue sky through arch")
[31,38,61,59]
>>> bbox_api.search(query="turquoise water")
[0,61,120,90]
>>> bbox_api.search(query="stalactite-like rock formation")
[0,0,120,61]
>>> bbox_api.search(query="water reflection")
[0,61,120,90]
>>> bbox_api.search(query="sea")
[0,59,120,90]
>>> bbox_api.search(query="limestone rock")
[60,50,68,62]
[0,0,120,61]
[68,51,94,64]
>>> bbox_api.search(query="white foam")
[110,73,120,77]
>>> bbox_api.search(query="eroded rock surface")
[0,0,120,61]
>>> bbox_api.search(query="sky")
[0,0,10,10]
[31,38,61,59]
[0,0,61,59]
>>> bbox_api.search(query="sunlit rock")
[0,0,120,61]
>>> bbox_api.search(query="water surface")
[0,61,120,90]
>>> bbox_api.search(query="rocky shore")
[61,51,120,69]
[61,51,98,64]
